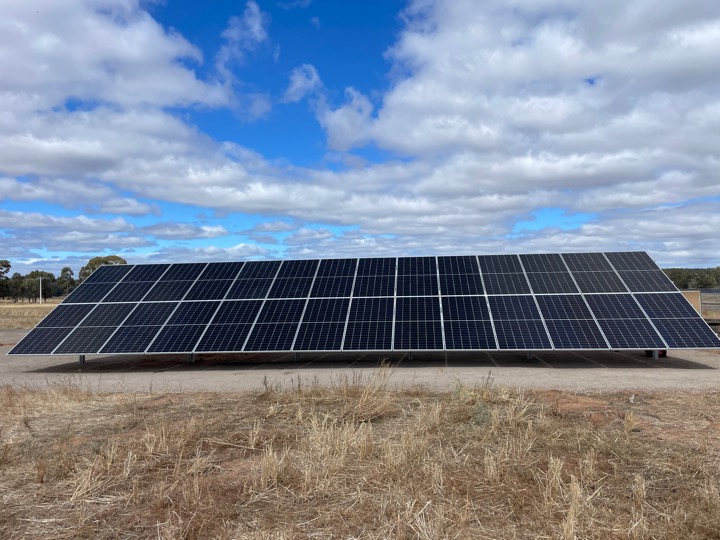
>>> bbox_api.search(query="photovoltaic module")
[8,252,720,356]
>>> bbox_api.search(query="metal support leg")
[652,349,659,361]
[79,355,86,365]
[526,351,533,360]
[186,353,195,364]
[409,351,413,361]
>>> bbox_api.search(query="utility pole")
[39,276,43,304]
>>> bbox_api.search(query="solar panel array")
[9,252,720,355]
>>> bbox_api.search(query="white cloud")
[283,64,322,103]
[2,0,720,271]
[141,223,229,240]
[216,1,270,82]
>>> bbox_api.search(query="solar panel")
[562,252,614,272]
[571,271,628,293]
[55,326,119,354]
[80,303,137,326]
[101,326,163,353]
[144,280,194,301]
[9,251,720,356]
[200,262,245,280]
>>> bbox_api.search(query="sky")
[1,0,719,276]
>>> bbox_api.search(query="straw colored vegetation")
[1,370,719,539]
[0,298,59,329]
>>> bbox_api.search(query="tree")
[79,255,127,282]
[0,259,10,279]
[25,270,56,302]
[58,266,76,295]
[0,260,9,298]
[8,273,23,303]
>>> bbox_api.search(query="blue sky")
[1,0,720,276]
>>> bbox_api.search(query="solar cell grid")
[544,320,607,349]
[302,298,350,322]
[294,322,345,350]
[37,304,95,327]
[562,253,614,272]
[167,301,220,325]
[123,264,169,282]
[10,327,73,354]
[348,297,394,322]
[443,320,496,349]
[277,259,319,278]
[597,319,666,349]
[238,260,281,279]
[396,274,439,296]
[256,299,306,323]
[606,251,659,271]
[226,278,274,299]
[343,321,393,350]
[80,303,137,326]
[185,280,234,300]
[483,273,531,295]
[100,326,162,353]
[83,264,133,284]
[488,295,541,320]
[200,262,245,280]
[494,320,552,349]
[102,281,155,303]
[526,272,579,294]
[571,271,628,293]
[143,280,194,302]
[122,302,177,326]
[442,296,490,321]
[267,277,314,298]
[195,324,253,352]
[162,263,207,281]
[520,253,567,273]
[317,258,356,277]
[584,294,645,319]
[478,254,523,273]
[652,319,720,348]
[148,325,207,353]
[244,323,298,351]
[536,295,592,320]
[437,255,480,274]
[54,327,118,354]
[398,256,436,275]
[618,271,677,292]
[310,276,354,297]
[210,300,263,325]
[635,293,699,319]
[63,283,116,304]
[439,273,484,295]
[353,275,395,297]
[357,257,395,276]
[394,320,444,349]
[395,296,441,321]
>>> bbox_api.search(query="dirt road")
[2,329,719,393]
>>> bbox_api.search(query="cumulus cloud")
[216,1,270,82]
[142,223,229,240]
[3,0,720,271]
[283,64,322,103]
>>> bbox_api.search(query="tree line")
[0,256,127,303]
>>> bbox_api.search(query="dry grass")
[1,370,720,538]
[0,298,60,329]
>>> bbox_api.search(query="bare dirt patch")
[1,371,719,539]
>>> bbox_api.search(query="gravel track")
[2,329,720,393]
